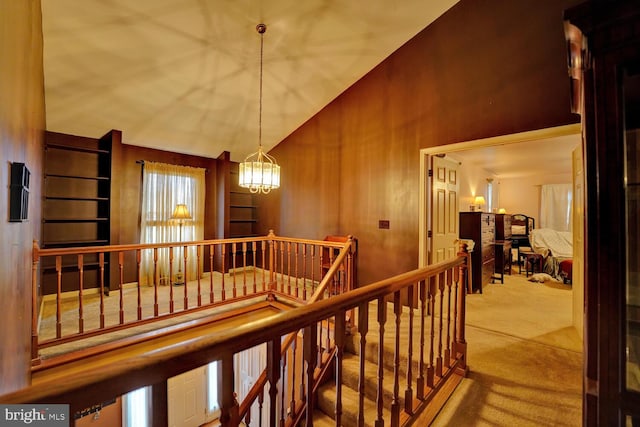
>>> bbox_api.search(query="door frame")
[419,123,581,267]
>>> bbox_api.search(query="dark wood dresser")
[459,212,495,293]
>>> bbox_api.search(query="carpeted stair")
[315,301,428,426]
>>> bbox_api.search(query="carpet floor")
[430,269,582,426]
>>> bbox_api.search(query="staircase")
[313,298,465,426]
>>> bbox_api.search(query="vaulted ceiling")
[41,0,460,162]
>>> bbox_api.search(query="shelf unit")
[215,152,260,271]
[41,131,114,294]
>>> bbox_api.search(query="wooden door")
[168,366,207,427]
[572,145,585,341]
[429,156,460,263]
[566,2,640,424]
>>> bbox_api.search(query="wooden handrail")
[4,254,464,408]
[32,232,355,360]
[236,235,356,421]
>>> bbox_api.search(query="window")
[140,162,205,285]
[540,183,573,231]
[123,386,150,427]
[207,361,220,418]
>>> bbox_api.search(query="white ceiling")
[41,0,460,162]
[443,133,581,179]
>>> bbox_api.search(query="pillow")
[512,225,527,235]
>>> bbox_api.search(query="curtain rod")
[136,160,209,173]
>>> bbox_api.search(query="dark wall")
[0,0,45,392]
[259,0,582,285]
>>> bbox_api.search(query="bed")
[529,228,573,283]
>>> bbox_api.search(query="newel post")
[267,230,276,300]
[31,240,41,364]
[455,240,473,374]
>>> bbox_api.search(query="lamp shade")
[474,196,486,206]
[498,208,506,214]
[171,204,192,220]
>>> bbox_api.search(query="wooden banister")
[16,237,468,427]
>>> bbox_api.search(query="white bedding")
[530,228,573,259]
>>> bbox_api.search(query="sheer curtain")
[140,162,206,285]
[540,183,573,232]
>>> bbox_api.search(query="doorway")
[418,123,583,335]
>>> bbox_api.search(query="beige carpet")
[37,268,313,359]
[431,270,582,426]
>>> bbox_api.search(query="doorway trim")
[418,123,581,268]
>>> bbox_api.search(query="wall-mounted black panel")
[9,162,30,222]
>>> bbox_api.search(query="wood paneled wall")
[258,0,582,285]
[0,0,45,393]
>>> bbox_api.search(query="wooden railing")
[31,231,356,362]
[7,239,470,427]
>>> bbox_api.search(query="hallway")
[432,271,582,426]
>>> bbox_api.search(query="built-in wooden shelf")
[43,218,109,223]
[46,143,110,155]
[45,173,110,181]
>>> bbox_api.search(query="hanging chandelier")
[239,23,281,194]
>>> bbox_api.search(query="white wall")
[496,172,572,222]
[451,154,496,212]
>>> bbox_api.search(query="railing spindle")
[335,310,345,427]
[242,242,247,296]
[294,242,300,298]
[232,242,237,298]
[417,279,426,399]
[258,388,264,427]
[437,271,445,377]
[289,334,298,421]
[357,302,369,427]
[304,325,317,427]
[427,276,436,388]
[136,249,142,321]
[197,244,202,306]
[286,241,292,295]
[119,252,125,324]
[252,241,257,294]
[279,241,285,293]
[376,296,386,427]
[445,269,453,368]
[452,265,459,362]
[391,291,401,427]
[405,283,414,414]
[221,244,227,301]
[302,244,308,300]
[267,339,280,427]
[153,248,159,317]
[169,247,174,313]
[183,244,188,310]
[55,256,62,338]
[261,240,267,292]
[209,244,215,303]
[280,349,286,427]
[77,254,84,334]
[99,252,105,329]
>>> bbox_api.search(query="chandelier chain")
[258,24,264,152]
